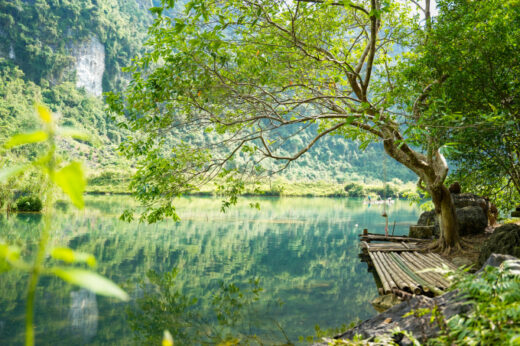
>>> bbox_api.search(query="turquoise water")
[0,196,419,344]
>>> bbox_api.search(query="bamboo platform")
[366,249,456,296]
[359,231,456,296]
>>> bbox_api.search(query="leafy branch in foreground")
[0,104,128,346]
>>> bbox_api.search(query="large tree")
[402,0,520,210]
[110,0,463,251]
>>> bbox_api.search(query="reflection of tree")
[128,269,290,345]
[0,196,420,344]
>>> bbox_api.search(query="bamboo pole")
[418,252,449,273]
[372,253,396,294]
[359,234,428,243]
[372,252,399,293]
[374,252,399,292]
[369,252,390,294]
[407,252,448,286]
[396,252,445,292]
[398,252,439,289]
[378,252,415,293]
[369,252,395,294]
[427,253,457,270]
[387,252,422,294]
[409,252,450,288]
[401,252,450,288]
[386,252,424,295]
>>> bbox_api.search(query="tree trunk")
[381,135,461,251]
[430,184,460,249]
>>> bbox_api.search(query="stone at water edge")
[314,254,520,346]
[371,294,401,312]
[409,225,434,239]
[478,224,520,266]
[417,210,440,237]
[452,257,473,268]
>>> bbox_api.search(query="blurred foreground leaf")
[54,162,86,209]
[52,268,129,301]
[0,165,26,182]
[4,131,48,149]
[36,103,52,123]
[51,247,96,268]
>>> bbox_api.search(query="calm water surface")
[0,196,419,344]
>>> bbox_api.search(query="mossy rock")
[15,195,43,212]
[478,224,520,266]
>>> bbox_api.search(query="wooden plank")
[359,234,429,243]
[365,243,421,252]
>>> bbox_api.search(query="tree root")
[424,238,474,256]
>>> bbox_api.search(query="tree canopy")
[402,0,520,210]
[111,0,514,251]
[110,0,426,220]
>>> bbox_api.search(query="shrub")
[344,183,366,197]
[428,262,520,345]
[15,196,43,212]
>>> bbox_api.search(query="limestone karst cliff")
[73,36,106,97]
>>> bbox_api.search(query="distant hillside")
[0,0,417,187]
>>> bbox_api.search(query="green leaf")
[36,103,52,123]
[0,165,26,183]
[52,268,129,301]
[54,162,86,209]
[57,127,92,142]
[4,131,48,149]
[0,242,20,272]
[51,247,97,268]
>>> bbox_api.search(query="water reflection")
[0,196,420,344]
[69,289,98,342]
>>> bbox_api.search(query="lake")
[0,196,420,344]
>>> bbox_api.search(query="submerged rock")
[371,294,401,312]
[478,224,520,266]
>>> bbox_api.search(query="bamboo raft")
[360,231,457,296]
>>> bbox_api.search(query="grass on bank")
[85,170,417,199]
